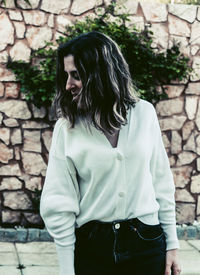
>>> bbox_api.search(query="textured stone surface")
[197,7,200,21]
[0,100,31,119]
[11,129,22,145]
[115,0,138,15]
[191,56,200,81]
[104,0,112,6]
[0,127,10,145]
[0,177,22,190]
[23,10,46,26]
[168,4,197,23]
[25,176,42,191]
[31,104,46,118]
[42,130,52,152]
[57,15,73,33]
[71,0,102,15]
[13,22,26,39]
[162,133,170,148]
[168,14,190,37]
[23,130,41,153]
[0,0,200,226]
[0,82,4,97]
[159,115,187,131]
[197,135,200,155]
[14,147,20,160]
[2,210,21,223]
[140,2,167,22]
[24,213,42,224]
[169,35,190,56]
[182,121,194,140]
[183,132,196,153]
[149,23,168,49]
[185,96,198,120]
[196,103,200,131]
[197,196,200,215]
[185,83,200,95]
[175,189,195,203]
[3,191,32,210]
[125,16,144,31]
[190,20,200,45]
[5,83,20,99]
[8,10,23,21]
[54,31,66,41]
[22,121,49,129]
[176,203,195,224]
[0,0,15,8]
[191,45,199,56]
[48,14,54,28]
[0,164,21,176]
[22,152,46,176]
[164,85,185,98]
[0,142,13,163]
[0,13,14,51]
[0,67,16,81]
[171,130,182,154]
[156,98,184,116]
[197,158,200,172]
[0,113,3,124]
[41,0,71,14]
[172,166,193,188]
[177,151,196,166]
[0,50,8,63]
[191,174,200,193]
[17,0,40,9]
[169,155,175,166]
[26,26,52,50]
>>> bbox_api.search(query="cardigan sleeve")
[40,118,80,275]
[150,105,179,251]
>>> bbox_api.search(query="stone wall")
[0,0,200,227]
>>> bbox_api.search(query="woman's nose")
[66,76,74,91]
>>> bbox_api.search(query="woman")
[40,31,181,275]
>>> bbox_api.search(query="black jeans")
[74,218,166,275]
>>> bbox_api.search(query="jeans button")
[115,223,120,229]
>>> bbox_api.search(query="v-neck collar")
[79,107,131,150]
[101,129,120,149]
[94,107,131,150]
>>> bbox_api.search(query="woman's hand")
[165,249,181,275]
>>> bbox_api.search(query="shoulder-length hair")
[53,31,140,134]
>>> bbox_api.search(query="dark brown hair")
[53,31,140,133]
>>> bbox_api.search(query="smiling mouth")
[71,92,80,102]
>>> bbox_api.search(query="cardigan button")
[116,153,123,161]
[118,192,125,197]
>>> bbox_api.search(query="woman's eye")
[73,72,80,81]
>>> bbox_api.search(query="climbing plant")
[7,3,192,108]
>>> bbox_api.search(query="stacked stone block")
[0,0,200,227]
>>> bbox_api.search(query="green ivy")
[7,3,192,108]
[184,0,200,4]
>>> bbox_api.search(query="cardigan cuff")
[163,224,180,251]
[55,243,75,275]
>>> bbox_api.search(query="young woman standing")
[40,31,181,275]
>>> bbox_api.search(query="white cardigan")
[40,98,179,275]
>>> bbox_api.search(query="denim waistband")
[76,217,141,233]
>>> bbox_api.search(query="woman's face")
[64,55,82,103]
